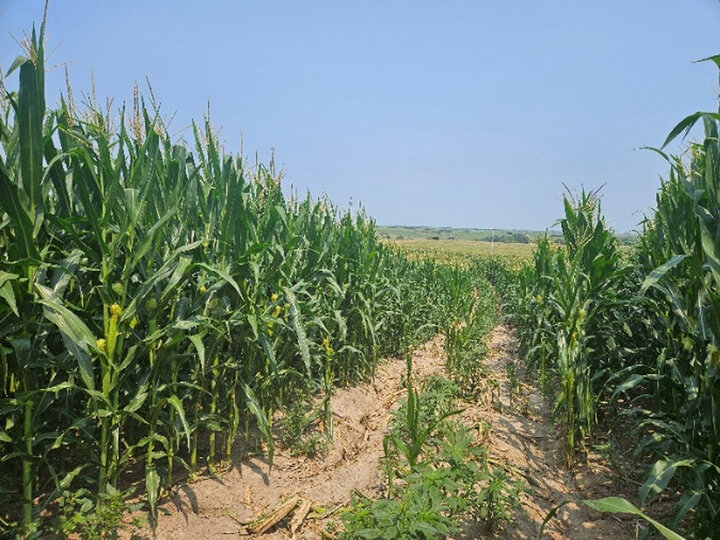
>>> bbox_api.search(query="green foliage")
[342,365,523,538]
[624,116,720,535]
[510,189,626,464]
[443,278,497,397]
[436,422,523,529]
[508,60,720,538]
[52,486,142,539]
[0,20,499,535]
[277,399,327,458]
[539,497,686,540]
[505,360,520,407]
[340,476,458,540]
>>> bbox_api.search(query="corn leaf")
[0,164,40,261]
[284,286,311,376]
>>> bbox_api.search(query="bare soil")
[126,325,641,539]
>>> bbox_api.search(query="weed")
[51,486,141,539]
[343,361,523,538]
[277,400,327,459]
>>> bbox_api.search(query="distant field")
[384,237,535,261]
[377,225,549,244]
[378,225,636,245]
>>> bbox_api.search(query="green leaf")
[610,373,648,400]
[0,272,19,316]
[662,112,703,149]
[695,54,720,69]
[284,286,311,376]
[247,311,258,340]
[0,164,40,261]
[639,459,694,505]
[123,386,149,414]
[539,497,687,540]
[38,289,98,391]
[120,243,202,324]
[43,139,72,216]
[6,55,28,77]
[671,489,702,527]
[581,497,686,540]
[189,334,205,370]
[640,255,689,294]
[243,383,273,468]
[699,219,720,288]
[166,395,191,449]
[196,262,242,298]
[258,332,276,372]
[69,149,107,254]
[35,464,88,514]
[146,467,159,517]
[413,522,441,536]
[131,203,179,268]
[160,256,193,304]
[18,58,45,217]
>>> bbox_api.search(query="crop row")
[0,28,491,536]
[508,59,720,539]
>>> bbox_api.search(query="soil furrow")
[129,325,638,539]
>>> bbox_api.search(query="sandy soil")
[126,325,641,539]
[464,326,639,539]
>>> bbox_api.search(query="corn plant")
[620,58,720,536]
[0,20,498,535]
[344,355,522,539]
[509,189,626,464]
[509,57,720,537]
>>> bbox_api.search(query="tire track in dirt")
[472,325,639,539]
[128,326,639,539]
[127,337,446,539]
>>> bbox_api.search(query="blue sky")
[3,1,720,232]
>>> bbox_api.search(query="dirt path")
[129,326,639,539]
[469,326,637,539]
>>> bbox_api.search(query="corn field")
[0,28,494,536]
[4,13,720,540]
[509,59,720,539]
